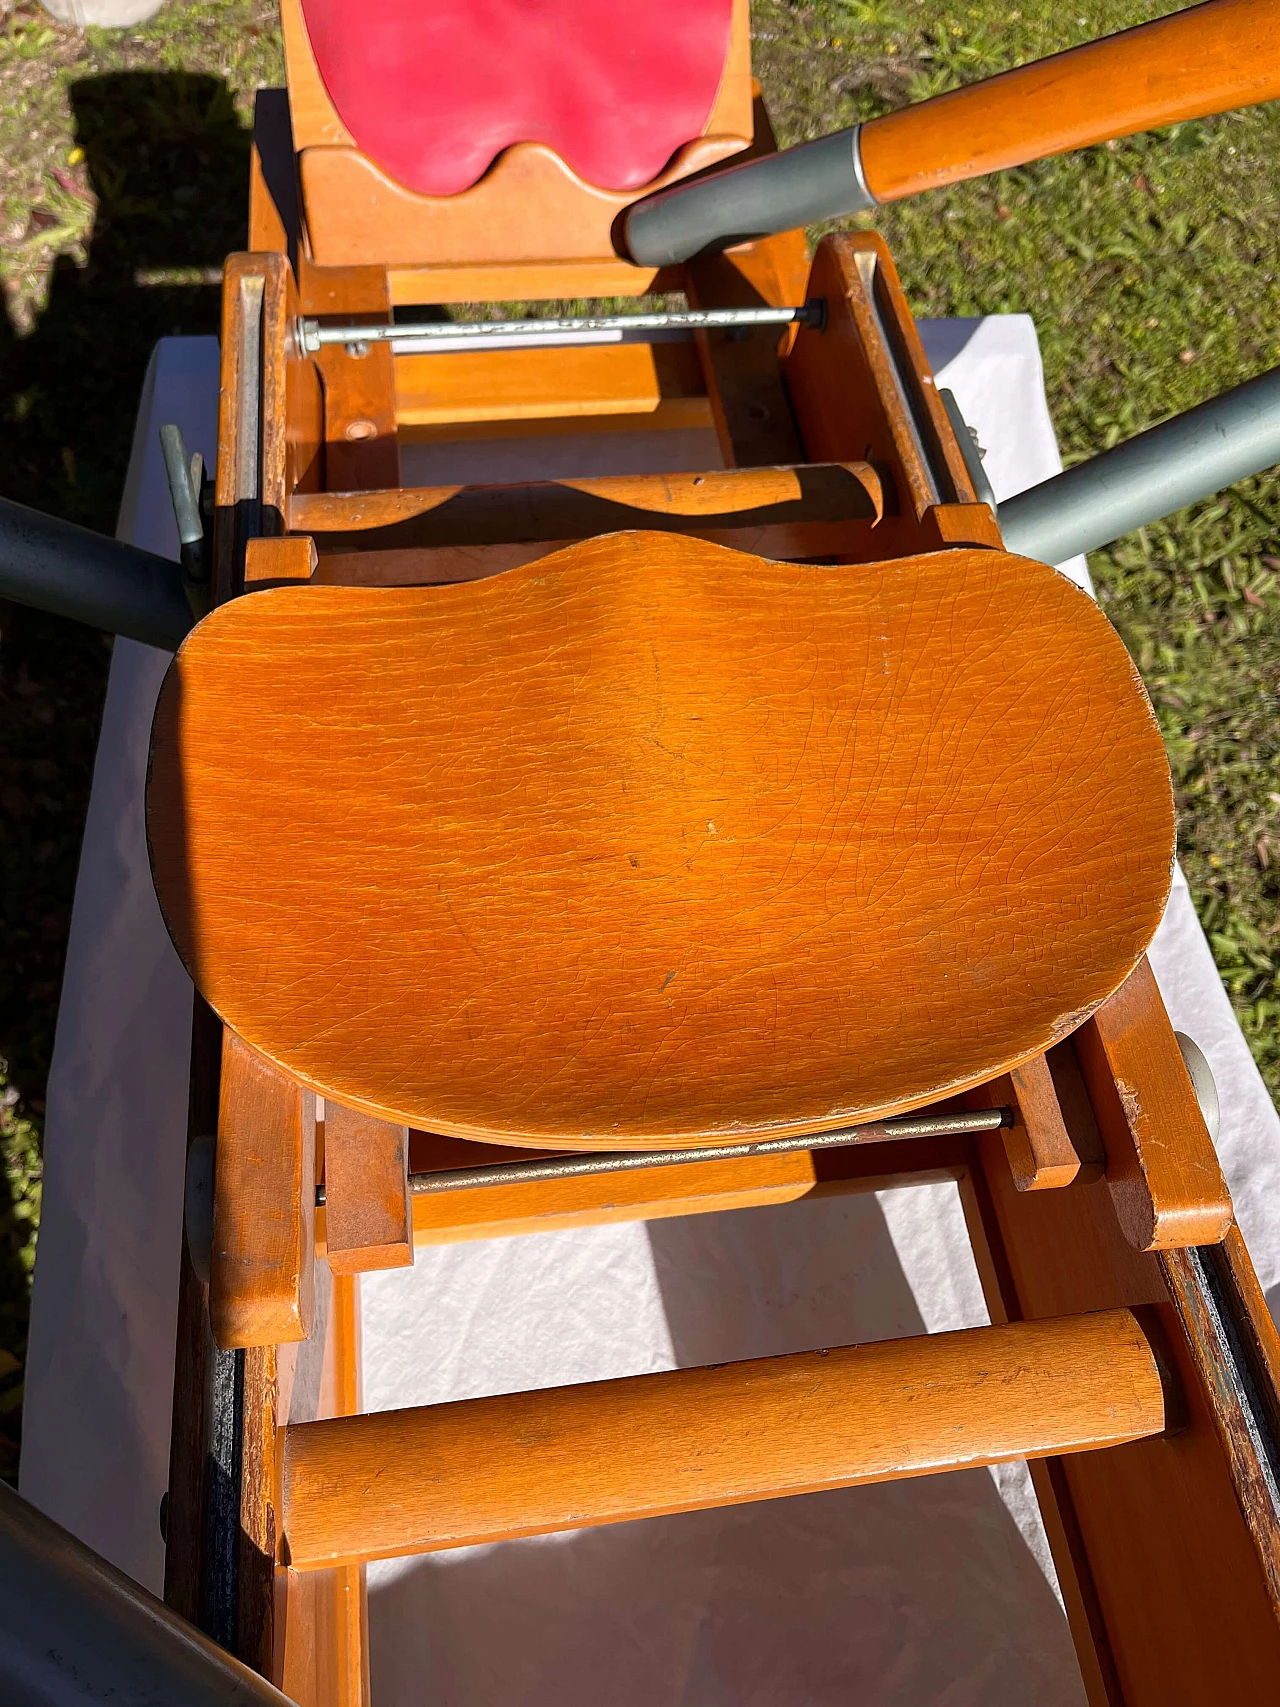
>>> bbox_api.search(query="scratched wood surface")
[148,531,1174,1147]
[1076,958,1232,1250]
[280,1309,1166,1569]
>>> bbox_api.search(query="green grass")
[1,0,1278,1478]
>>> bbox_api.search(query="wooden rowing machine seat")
[147,531,1175,1149]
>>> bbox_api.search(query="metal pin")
[298,301,826,358]
[314,1106,1010,1205]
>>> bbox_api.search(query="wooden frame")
[158,75,1280,1707]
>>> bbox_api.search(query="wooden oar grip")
[860,0,1280,202]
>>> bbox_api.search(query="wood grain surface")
[148,532,1174,1147]
[280,1309,1166,1568]
[392,340,708,431]
[860,0,1280,203]
[210,1031,316,1349]
[322,1102,413,1274]
[397,1131,970,1247]
[1076,958,1233,1250]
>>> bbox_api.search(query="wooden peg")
[210,1030,316,1349]
[983,1053,1090,1192]
[243,534,317,587]
[1074,958,1233,1252]
[322,1102,413,1274]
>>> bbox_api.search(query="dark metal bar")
[939,388,996,513]
[160,423,205,558]
[0,1479,294,1705]
[0,493,195,651]
[624,126,875,268]
[349,1107,1012,1204]
[999,363,1280,565]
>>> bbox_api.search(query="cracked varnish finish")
[147,531,1175,1148]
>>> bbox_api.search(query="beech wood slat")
[973,1050,1103,1193]
[393,340,708,430]
[276,1272,369,1706]
[244,535,317,587]
[399,1132,970,1247]
[681,92,812,469]
[210,1032,316,1349]
[281,1310,1165,1569]
[291,462,884,534]
[149,533,1174,1147]
[1075,958,1233,1251]
[312,267,399,493]
[860,0,1280,205]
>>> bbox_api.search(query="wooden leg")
[302,261,400,493]
[1075,958,1232,1251]
[211,1031,316,1350]
[961,1112,1280,1702]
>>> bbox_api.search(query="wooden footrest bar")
[281,1309,1167,1569]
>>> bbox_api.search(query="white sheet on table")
[16,319,1279,1707]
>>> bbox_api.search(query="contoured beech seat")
[147,531,1175,1149]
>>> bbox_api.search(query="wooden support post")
[961,1107,1280,1701]
[322,1102,413,1274]
[306,264,400,494]
[1075,958,1233,1250]
[281,1310,1166,1569]
[210,1032,316,1350]
[682,92,809,469]
[787,233,985,558]
[970,1049,1105,1192]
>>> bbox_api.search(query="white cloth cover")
[19,320,1280,1706]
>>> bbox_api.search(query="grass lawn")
[1,0,1277,1479]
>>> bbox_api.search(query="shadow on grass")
[0,69,251,1480]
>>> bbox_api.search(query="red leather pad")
[300,0,735,196]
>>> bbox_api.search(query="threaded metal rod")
[318,1107,1011,1204]
[299,303,824,356]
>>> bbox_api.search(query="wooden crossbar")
[280,1308,1167,1570]
[287,460,889,584]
